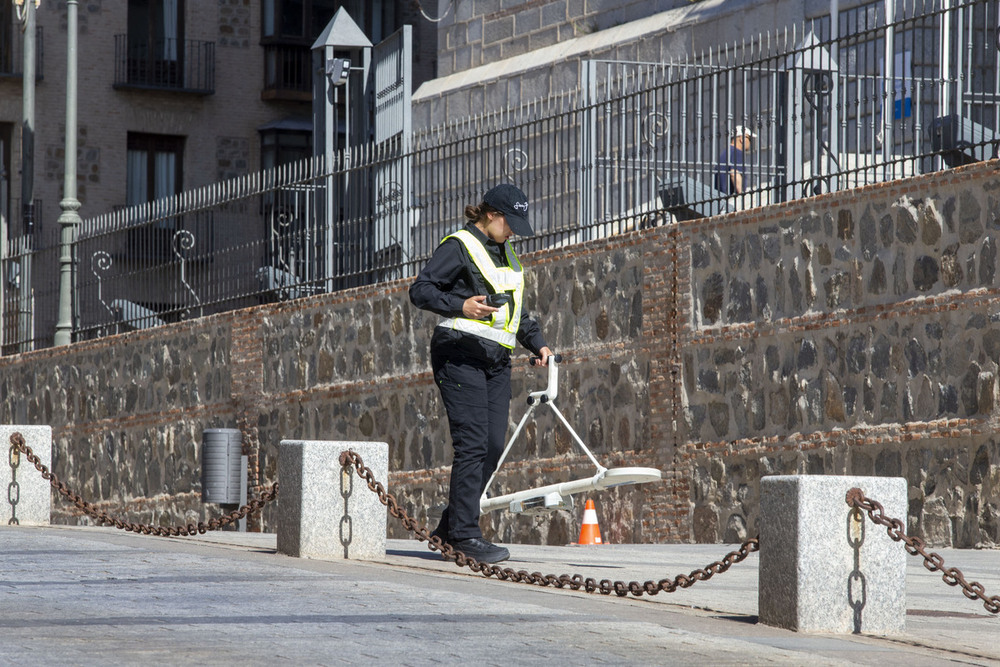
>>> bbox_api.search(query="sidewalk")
[2,525,997,666]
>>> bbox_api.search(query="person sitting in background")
[715,125,756,195]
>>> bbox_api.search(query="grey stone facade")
[2,160,999,548]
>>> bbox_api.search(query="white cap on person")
[734,125,757,139]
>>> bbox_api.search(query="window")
[260,127,312,172]
[126,133,184,258]
[126,0,184,87]
[262,0,337,42]
[260,0,336,99]
[127,133,184,208]
[0,1,11,75]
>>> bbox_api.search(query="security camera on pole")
[310,8,370,292]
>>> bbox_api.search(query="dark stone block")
[762,233,781,261]
[702,273,724,324]
[686,404,706,437]
[941,243,963,287]
[824,271,851,308]
[971,445,990,485]
[714,348,736,365]
[967,313,987,329]
[962,364,981,415]
[939,384,959,414]
[824,337,840,366]
[980,237,996,285]
[880,213,894,248]
[869,257,887,294]
[880,381,897,420]
[816,243,833,266]
[728,235,745,270]
[922,204,942,244]
[747,234,762,270]
[765,345,780,374]
[959,191,984,243]
[893,251,909,295]
[789,270,803,311]
[876,449,902,476]
[871,335,891,379]
[905,339,927,377]
[860,209,877,259]
[708,401,730,437]
[797,339,817,369]
[726,279,752,322]
[774,263,785,314]
[896,206,918,243]
[843,385,857,416]
[755,277,769,317]
[912,255,939,291]
[698,369,720,392]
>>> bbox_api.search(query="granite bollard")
[759,475,907,635]
[277,440,388,561]
[3,426,52,525]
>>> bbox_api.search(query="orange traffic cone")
[577,499,603,545]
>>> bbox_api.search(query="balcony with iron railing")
[112,35,215,95]
[262,43,312,101]
[0,26,43,80]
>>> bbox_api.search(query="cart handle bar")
[529,353,562,366]
[527,354,562,404]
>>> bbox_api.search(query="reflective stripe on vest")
[437,228,524,350]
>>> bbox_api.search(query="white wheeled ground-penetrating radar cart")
[479,355,663,515]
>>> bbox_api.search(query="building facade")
[0,0,436,278]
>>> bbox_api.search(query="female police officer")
[409,184,553,563]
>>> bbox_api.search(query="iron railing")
[2,0,998,350]
[262,43,312,99]
[0,26,43,79]
[1,200,54,354]
[112,35,215,95]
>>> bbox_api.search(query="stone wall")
[679,164,1000,547]
[2,160,999,547]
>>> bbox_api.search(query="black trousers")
[431,341,511,541]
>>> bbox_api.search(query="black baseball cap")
[482,184,533,236]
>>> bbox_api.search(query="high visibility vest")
[438,229,524,349]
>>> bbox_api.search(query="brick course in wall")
[3,160,999,547]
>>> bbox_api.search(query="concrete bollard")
[277,440,388,561]
[759,475,907,635]
[3,426,52,525]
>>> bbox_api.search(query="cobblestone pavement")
[1,526,998,666]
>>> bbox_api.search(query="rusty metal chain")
[846,487,1000,615]
[8,432,278,537]
[8,438,21,525]
[339,449,759,597]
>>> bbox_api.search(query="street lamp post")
[20,0,35,234]
[54,0,80,346]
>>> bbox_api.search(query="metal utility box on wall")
[201,428,243,504]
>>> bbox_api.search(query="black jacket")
[409,223,548,366]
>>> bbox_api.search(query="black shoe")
[448,537,510,563]
[429,523,447,543]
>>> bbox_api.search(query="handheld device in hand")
[486,293,512,308]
